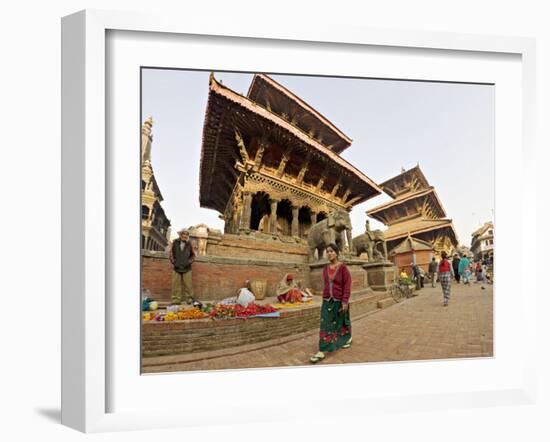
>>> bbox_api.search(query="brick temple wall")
[141,234,310,302]
[392,250,433,276]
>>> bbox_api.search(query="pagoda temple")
[367,165,458,257]
[199,73,382,240]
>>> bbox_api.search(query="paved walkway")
[145,281,493,373]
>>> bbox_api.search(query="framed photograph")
[61,9,537,433]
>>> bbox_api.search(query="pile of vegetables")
[209,303,277,319]
[399,276,414,286]
[142,303,278,322]
[142,307,208,322]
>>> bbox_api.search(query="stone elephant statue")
[307,210,354,261]
[353,220,388,262]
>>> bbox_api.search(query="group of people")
[398,252,493,307]
[450,254,492,285]
[436,252,484,307]
[167,229,352,364]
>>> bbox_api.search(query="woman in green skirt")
[310,243,352,363]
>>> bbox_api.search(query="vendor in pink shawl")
[276,273,302,303]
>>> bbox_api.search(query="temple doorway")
[250,192,271,232]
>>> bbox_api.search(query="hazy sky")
[141,69,494,246]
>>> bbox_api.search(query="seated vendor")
[276,273,303,304]
[236,280,255,307]
[399,268,408,279]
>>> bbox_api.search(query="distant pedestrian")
[458,255,471,284]
[475,262,483,282]
[428,257,438,287]
[412,262,424,289]
[310,243,352,363]
[452,254,461,283]
[438,251,453,307]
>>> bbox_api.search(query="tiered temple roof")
[246,74,353,153]
[367,165,458,255]
[368,187,447,225]
[199,73,382,238]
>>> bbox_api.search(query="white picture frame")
[61,9,537,433]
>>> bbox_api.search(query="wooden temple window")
[141,205,149,220]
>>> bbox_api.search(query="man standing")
[170,228,196,306]
[458,254,471,285]
[428,257,438,287]
[452,254,461,283]
[412,262,423,290]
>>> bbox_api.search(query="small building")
[141,117,171,252]
[367,165,458,258]
[471,221,494,263]
[389,234,435,277]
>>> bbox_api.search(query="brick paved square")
[142,282,493,373]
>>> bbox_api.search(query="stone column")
[239,192,253,232]
[291,205,299,237]
[310,211,317,226]
[269,198,279,233]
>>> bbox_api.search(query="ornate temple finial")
[141,116,154,162]
[401,166,406,173]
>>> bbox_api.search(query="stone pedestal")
[363,261,396,292]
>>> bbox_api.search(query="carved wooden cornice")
[242,171,343,214]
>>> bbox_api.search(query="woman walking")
[310,243,352,363]
[438,251,453,307]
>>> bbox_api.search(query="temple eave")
[385,224,458,245]
[204,76,382,196]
